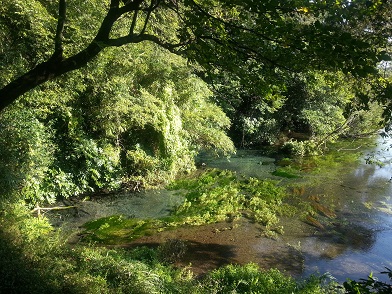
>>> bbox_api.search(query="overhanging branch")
[104,33,186,54]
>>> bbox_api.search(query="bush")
[343,268,392,294]
[281,140,320,157]
[203,263,332,294]
[0,107,55,204]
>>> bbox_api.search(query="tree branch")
[140,0,157,35]
[0,0,164,112]
[110,0,120,9]
[104,33,183,53]
[31,205,76,216]
[188,0,306,54]
[51,0,66,61]
[120,0,145,14]
[129,9,139,34]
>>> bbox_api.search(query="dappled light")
[1,0,392,293]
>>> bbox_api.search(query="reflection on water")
[199,137,392,282]
[48,190,184,231]
[297,136,392,282]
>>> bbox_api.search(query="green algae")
[81,215,165,244]
[80,168,292,244]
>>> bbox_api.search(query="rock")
[305,215,325,230]
[311,203,336,219]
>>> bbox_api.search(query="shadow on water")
[129,240,237,274]
[179,241,237,271]
[318,223,376,255]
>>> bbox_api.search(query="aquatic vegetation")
[169,168,289,237]
[81,168,291,243]
[305,215,325,230]
[0,202,339,294]
[311,202,336,219]
[274,138,372,181]
[272,167,302,178]
[301,139,368,174]
[157,239,188,264]
[82,215,167,244]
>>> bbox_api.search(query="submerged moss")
[81,168,294,244]
[80,138,373,245]
[272,167,301,178]
[82,215,166,244]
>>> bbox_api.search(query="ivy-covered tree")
[0,0,235,204]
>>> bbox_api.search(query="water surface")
[50,137,392,283]
[190,138,392,282]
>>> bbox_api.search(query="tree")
[0,0,237,204]
[0,0,391,112]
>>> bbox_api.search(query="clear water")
[298,137,392,282]
[50,137,392,283]
[198,138,392,282]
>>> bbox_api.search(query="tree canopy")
[1,0,392,204]
[1,0,391,111]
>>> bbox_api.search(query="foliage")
[0,1,235,205]
[0,0,55,85]
[281,140,320,157]
[1,0,391,112]
[343,268,392,294]
[215,69,385,149]
[202,263,334,294]
[304,139,366,175]
[273,72,383,155]
[281,72,353,138]
[0,107,55,204]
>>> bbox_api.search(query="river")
[296,136,392,282]
[195,136,392,282]
[49,136,392,283]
